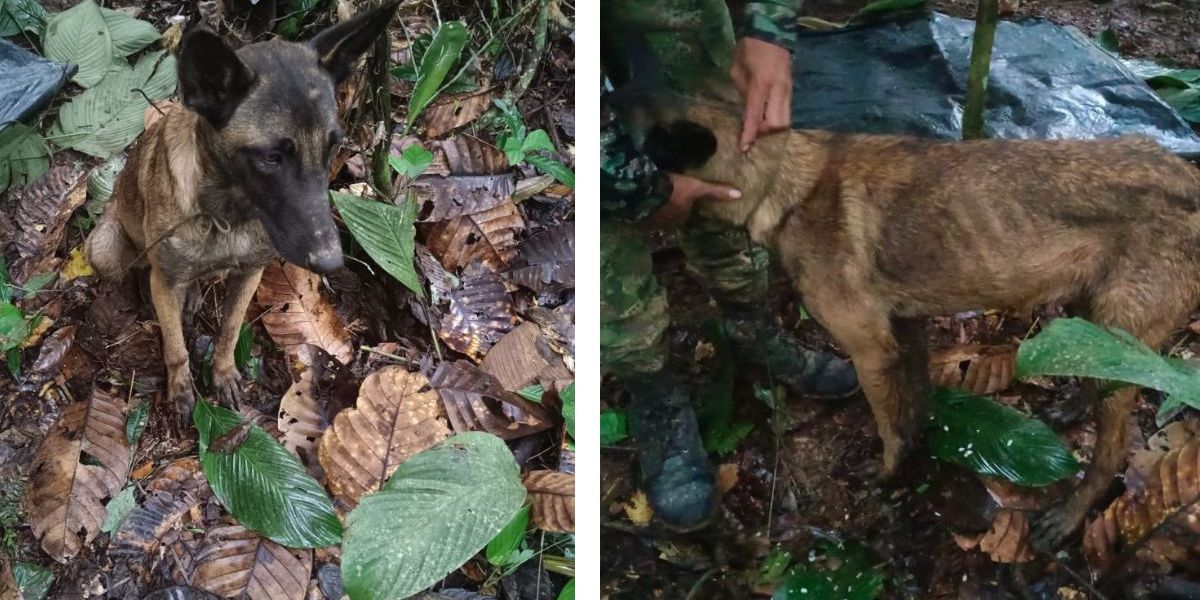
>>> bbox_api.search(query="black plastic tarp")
[791,11,1200,158]
[0,38,75,126]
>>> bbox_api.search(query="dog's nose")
[307,251,344,274]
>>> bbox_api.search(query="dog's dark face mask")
[176,1,398,274]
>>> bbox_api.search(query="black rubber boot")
[725,313,860,400]
[627,372,716,530]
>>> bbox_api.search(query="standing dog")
[85,2,399,425]
[639,89,1200,547]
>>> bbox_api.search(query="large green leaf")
[0,0,47,37]
[600,410,628,445]
[342,432,526,600]
[1158,87,1200,124]
[0,124,50,192]
[927,388,1079,486]
[772,540,883,600]
[193,400,342,548]
[560,383,575,441]
[275,0,320,39]
[42,0,112,88]
[100,7,159,59]
[1016,317,1200,422]
[525,155,575,189]
[49,51,176,158]
[12,561,53,600]
[100,485,136,534]
[330,191,423,298]
[406,21,468,129]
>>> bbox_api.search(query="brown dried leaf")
[526,304,575,361]
[318,366,450,508]
[523,470,574,533]
[111,458,209,559]
[506,223,574,293]
[977,509,1035,563]
[420,89,494,138]
[480,322,571,393]
[255,260,354,366]
[425,201,525,271]
[1084,439,1200,574]
[12,164,87,283]
[430,360,553,440]
[929,344,1017,395]
[416,244,456,304]
[439,268,517,360]
[186,524,312,600]
[278,369,329,480]
[26,387,130,561]
[414,175,515,222]
[438,136,509,175]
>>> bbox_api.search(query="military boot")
[724,311,859,399]
[628,372,716,530]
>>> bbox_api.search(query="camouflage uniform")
[601,0,856,529]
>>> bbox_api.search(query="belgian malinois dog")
[638,87,1200,547]
[85,1,399,425]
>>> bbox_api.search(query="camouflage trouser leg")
[600,224,669,377]
[601,223,716,528]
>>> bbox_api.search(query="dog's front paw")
[169,370,196,428]
[211,365,244,410]
[1032,500,1086,551]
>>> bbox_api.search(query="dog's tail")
[85,205,138,280]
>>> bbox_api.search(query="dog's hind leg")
[84,205,139,280]
[1034,272,1194,549]
[210,266,263,409]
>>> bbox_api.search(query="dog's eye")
[262,151,282,165]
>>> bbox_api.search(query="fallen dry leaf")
[523,470,574,533]
[425,201,525,271]
[716,463,740,495]
[439,267,517,359]
[61,245,94,281]
[183,524,312,600]
[625,490,653,526]
[12,164,87,283]
[111,458,209,560]
[414,174,515,222]
[26,387,130,561]
[420,89,494,138]
[1084,439,1200,575]
[506,223,574,293]
[430,360,553,440]
[438,135,509,175]
[929,344,1017,395]
[255,260,354,366]
[318,366,450,507]
[278,368,329,480]
[480,322,572,392]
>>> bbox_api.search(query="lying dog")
[639,88,1200,547]
[85,2,399,425]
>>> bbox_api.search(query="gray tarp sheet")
[0,38,74,126]
[791,11,1200,158]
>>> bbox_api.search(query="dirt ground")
[599,2,1200,599]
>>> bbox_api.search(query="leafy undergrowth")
[0,1,574,599]
[602,243,1200,598]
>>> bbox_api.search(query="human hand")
[647,173,742,229]
[730,37,793,152]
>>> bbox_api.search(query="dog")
[637,86,1200,548]
[84,1,399,426]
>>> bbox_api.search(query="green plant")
[341,432,525,600]
[405,21,469,132]
[1123,60,1200,124]
[494,99,574,189]
[772,539,884,600]
[330,191,423,298]
[486,504,534,571]
[193,400,343,548]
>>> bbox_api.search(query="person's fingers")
[694,180,743,203]
[730,61,749,96]
[740,80,767,152]
[764,82,791,133]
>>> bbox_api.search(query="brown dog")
[640,89,1200,547]
[84,2,399,425]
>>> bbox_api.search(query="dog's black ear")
[643,120,719,173]
[309,0,400,83]
[178,30,256,128]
